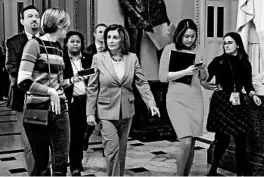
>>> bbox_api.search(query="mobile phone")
[194,62,203,68]
[77,68,96,76]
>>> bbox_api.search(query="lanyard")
[227,59,236,92]
[70,57,82,73]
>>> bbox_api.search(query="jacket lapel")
[121,54,132,84]
[20,33,28,47]
[101,52,121,84]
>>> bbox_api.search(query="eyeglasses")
[222,41,234,46]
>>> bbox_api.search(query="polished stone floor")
[0,100,235,176]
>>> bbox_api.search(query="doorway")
[200,0,238,133]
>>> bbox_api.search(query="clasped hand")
[252,95,262,106]
[201,81,222,91]
[149,105,160,117]
[87,115,97,126]
[71,75,86,83]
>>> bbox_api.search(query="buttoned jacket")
[86,51,156,120]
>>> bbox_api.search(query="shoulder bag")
[23,39,52,126]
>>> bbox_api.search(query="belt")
[72,95,87,101]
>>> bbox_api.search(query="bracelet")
[69,78,73,85]
[252,94,257,97]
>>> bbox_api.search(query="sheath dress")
[159,43,204,138]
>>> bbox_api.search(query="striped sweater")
[17,37,67,103]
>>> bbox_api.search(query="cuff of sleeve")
[147,100,156,108]
[69,78,72,85]
[249,91,257,97]
[29,82,49,95]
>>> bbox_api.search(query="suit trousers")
[100,118,132,176]
[16,111,34,176]
[68,96,87,172]
[23,102,70,176]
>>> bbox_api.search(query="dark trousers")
[68,96,87,172]
[16,111,34,175]
[83,124,95,150]
[23,102,70,176]
[211,132,248,175]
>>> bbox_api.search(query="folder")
[169,50,196,85]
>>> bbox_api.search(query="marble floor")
[0,100,235,176]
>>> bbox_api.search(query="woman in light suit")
[86,24,160,176]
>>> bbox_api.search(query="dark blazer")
[5,33,28,111]
[119,0,170,29]
[63,52,93,103]
[85,43,97,56]
[0,49,4,69]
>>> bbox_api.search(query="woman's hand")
[149,106,160,117]
[87,115,97,126]
[253,95,262,106]
[71,76,85,83]
[48,88,61,115]
[201,80,222,91]
[184,65,198,76]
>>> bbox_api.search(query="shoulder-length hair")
[223,32,248,60]
[41,8,70,34]
[103,24,130,55]
[63,31,85,53]
[173,19,197,50]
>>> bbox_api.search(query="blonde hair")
[41,8,70,33]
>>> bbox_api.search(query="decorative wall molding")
[195,0,200,45]
[89,0,96,44]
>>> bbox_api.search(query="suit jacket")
[85,43,97,56]
[86,51,156,120]
[5,33,28,111]
[0,49,4,69]
[63,52,93,103]
[119,0,170,29]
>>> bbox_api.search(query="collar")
[25,31,40,40]
[95,41,104,49]
[69,52,82,61]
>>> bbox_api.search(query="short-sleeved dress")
[159,43,204,138]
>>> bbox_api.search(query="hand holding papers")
[169,50,196,85]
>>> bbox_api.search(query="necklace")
[112,55,123,62]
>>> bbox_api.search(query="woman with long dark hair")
[159,19,207,176]
[203,32,261,176]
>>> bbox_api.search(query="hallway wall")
[97,0,124,26]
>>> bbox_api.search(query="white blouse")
[112,59,125,81]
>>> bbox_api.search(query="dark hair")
[103,24,130,55]
[20,5,40,19]
[94,23,107,33]
[173,19,197,50]
[63,31,85,53]
[223,32,248,60]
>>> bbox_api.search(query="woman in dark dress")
[202,32,261,176]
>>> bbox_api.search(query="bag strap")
[38,39,52,87]
[227,59,236,92]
